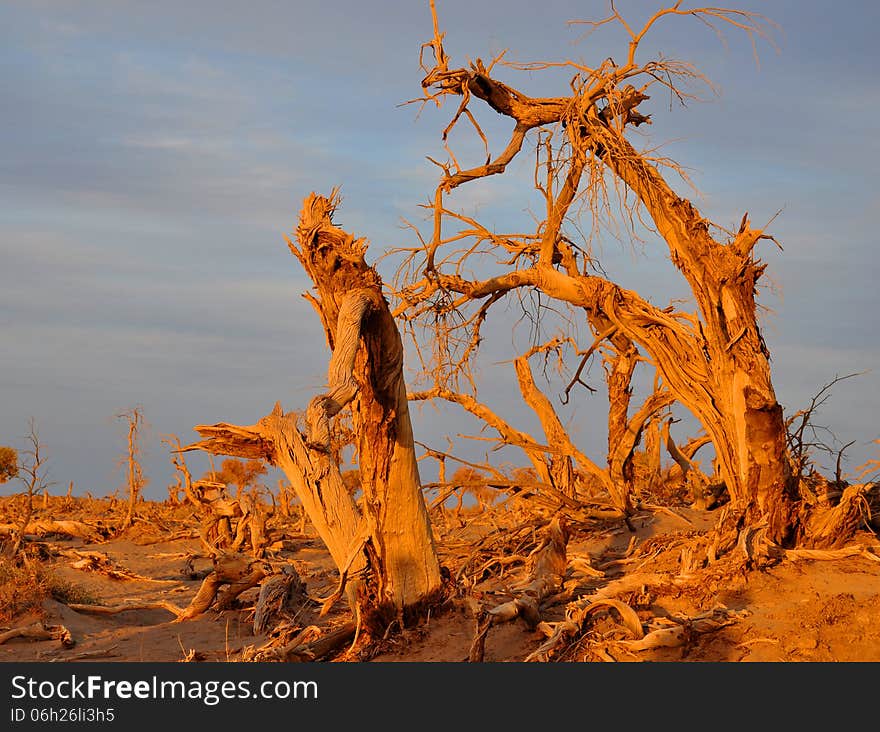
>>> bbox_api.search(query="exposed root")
[801,483,875,549]
[469,516,569,661]
[242,622,356,662]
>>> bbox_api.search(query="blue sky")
[1,1,877,499]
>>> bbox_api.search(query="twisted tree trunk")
[293,192,442,622]
[413,56,808,544]
[596,129,798,542]
[186,192,442,632]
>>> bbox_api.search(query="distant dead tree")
[117,406,146,530]
[391,2,869,548]
[163,435,264,556]
[183,193,442,634]
[4,420,52,558]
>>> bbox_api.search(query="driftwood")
[253,565,310,635]
[45,647,121,662]
[0,621,75,648]
[67,601,184,619]
[785,543,880,563]
[57,549,167,582]
[0,520,100,542]
[245,622,357,662]
[176,552,266,621]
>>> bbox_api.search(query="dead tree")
[117,406,146,530]
[4,420,51,558]
[390,2,867,548]
[184,192,442,633]
[410,350,607,509]
[410,336,671,513]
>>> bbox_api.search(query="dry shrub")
[0,446,17,484]
[450,467,498,509]
[0,552,98,623]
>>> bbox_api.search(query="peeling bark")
[186,192,442,632]
[291,192,442,624]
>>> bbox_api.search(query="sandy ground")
[2,502,880,663]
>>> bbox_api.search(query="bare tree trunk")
[187,192,442,631]
[642,416,663,494]
[293,192,442,623]
[513,355,578,500]
[119,407,145,530]
[604,333,639,509]
[596,132,798,542]
[352,302,443,615]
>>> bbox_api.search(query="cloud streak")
[1,0,877,496]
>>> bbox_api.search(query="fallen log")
[0,520,101,541]
[176,552,267,621]
[247,622,357,662]
[67,601,184,618]
[0,621,75,648]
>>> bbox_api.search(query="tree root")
[469,515,569,661]
[242,622,356,662]
[801,483,875,549]
[525,600,741,662]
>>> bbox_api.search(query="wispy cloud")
[1,0,877,496]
